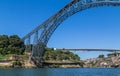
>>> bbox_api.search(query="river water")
[0,68,120,76]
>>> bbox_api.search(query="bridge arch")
[39,0,120,46]
[23,0,120,57]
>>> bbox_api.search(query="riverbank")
[83,53,120,68]
[0,55,83,68]
[0,60,36,68]
[0,53,37,68]
[0,60,82,68]
[0,51,120,68]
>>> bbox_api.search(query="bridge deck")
[56,48,120,52]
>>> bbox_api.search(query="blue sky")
[0,0,120,59]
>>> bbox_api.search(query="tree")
[0,35,9,54]
[0,35,9,48]
[43,48,81,61]
[0,35,25,55]
[98,54,104,58]
[9,35,25,54]
[107,52,118,57]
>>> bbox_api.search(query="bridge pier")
[25,36,31,52]
[31,42,46,67]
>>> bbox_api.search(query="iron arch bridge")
[22,0,120,65]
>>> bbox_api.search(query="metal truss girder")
[39,2,120,46]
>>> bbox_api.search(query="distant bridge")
[56,48,120,52]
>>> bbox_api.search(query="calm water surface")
[0,68,120,76]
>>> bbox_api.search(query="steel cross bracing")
[23,0,120,60]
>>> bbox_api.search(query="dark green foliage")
[0,35,9,47]
[107,52,120,57]
[12,60,23,67]
[8,35,25,54]
[0,35,25,55]
[98,54,104,58]
[0,35,9,54]
[43,48,81,61]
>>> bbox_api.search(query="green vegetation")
[107,52,120,57]
[43,48,81,62]
[0,35,25,55]
[0,35,25,68]
[43,48,84,68]
[12,60,23,68]
[0,54,11,60]
[98,54,104,58]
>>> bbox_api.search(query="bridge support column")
[31,31,46,67]
[32,42,45,67]
[31,31,38,57]
[25,36,31,52]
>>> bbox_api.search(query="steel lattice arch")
[22,0,120,65]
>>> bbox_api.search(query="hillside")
[43,48,84,68]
